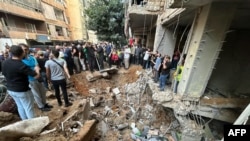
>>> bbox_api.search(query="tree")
[85,0,127,46]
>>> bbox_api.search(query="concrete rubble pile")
[147,75,206,141]
[0,87,97,141]
[88,70,180,140]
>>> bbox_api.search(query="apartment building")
[0,0,76,50]
[42,0,70,44]
[65,0,87,42]
[0,0,47,50]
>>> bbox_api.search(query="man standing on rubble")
[86,43,97,72]
[159,56,171,91]
[124,45,131,69]
[45,49,72,107]
[96,43,105,70]
[20,43,53,112]
[2,45,40,120]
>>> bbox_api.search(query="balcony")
[50,35,70,41]
[128,0,166,15]
[42,0,65,11]
[45,19,68,28]
[5,26,47,39]
[0,0,45,21]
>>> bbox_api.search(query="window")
[55,26,63,36]
[54,8,65,21]
[25,23,36,33]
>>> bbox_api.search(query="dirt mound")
[72,65,142,96]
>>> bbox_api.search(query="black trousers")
[88,57,96,72]
[51,79,70,105]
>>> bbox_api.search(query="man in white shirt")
[124,46,131,69]
[143,48,151,69]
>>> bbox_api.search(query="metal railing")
[0,0,42,13]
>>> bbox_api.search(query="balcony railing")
[6,26,47,34]
[0,0,42,13]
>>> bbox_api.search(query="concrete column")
[178,2,236,97]
[153,15,176,56]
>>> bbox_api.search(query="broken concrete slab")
[152,92,173,104]
[81,99,90,120]
[88,89,97,94]
[116,123,128,130]
[99,67,118,74]
[100,120,109,136]
[0,116,49,141]
[69,120,97,141]
[106,87,111,94]
[200,98,250,108]
[112,88,120,95]
[101,72,110,79]
[86,72,102,82]
[89,98,95,108]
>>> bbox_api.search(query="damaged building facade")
[125,0,250,140]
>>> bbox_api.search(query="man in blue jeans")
[2,45,40,120]
[159,56,171,91]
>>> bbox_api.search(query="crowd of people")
[0,40,185,120]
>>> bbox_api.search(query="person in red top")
[109,50,119,68]
[129,38,134,46]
